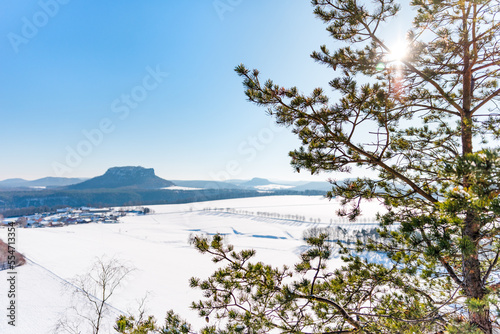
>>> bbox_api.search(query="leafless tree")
[55,257,134,334]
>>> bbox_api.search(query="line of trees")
[203,207,378,224]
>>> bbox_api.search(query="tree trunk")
[463,211,491,333]
[461,34,492,332]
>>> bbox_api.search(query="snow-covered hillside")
[0,196,386,333]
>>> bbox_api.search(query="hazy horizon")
[0,165,341,184]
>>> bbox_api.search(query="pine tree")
[114,1,500,332]
[227,0,499,332]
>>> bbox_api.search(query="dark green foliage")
[189,233,447,333]
[160,310,192,334]
[115,315,157,334]
[114,311,192,334]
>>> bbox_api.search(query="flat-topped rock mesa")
[67,166,174,190]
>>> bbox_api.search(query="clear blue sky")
[0,1,410,182]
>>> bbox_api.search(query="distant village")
[0,206,152,228]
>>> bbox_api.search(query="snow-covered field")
[161,186,203,190]
[254,184,295,191]
[0,195,386,333]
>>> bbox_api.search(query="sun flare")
[387,41,408,62]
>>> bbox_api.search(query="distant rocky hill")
[67,166,174,190]
[291,181,333,192]
[0,177,87,189]
[240,177,273,187]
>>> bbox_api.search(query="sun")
[387,41,408,62]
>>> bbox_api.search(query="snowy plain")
[0,195,386,333]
